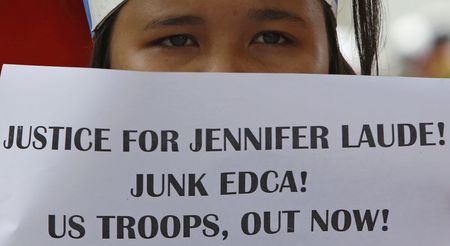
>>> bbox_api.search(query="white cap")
[84,0,127,33]
[326,0,338,16]
[84,0,338,35]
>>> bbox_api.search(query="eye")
[252,32,291,45]
[157,34,197,47]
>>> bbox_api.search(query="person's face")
[110,0,330,73]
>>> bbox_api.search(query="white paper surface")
[0,65,449,246]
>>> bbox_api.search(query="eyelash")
[154,34,198,47]
[153,31,293,48]
[251,31,292,45]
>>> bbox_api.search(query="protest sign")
[0,65,449,245]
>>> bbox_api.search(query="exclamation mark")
[438,122,445,146]
[382,209,389,231]
[300,171,307,192]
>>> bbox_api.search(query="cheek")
[297,39,329,74]
[313,32,331,74]
[253,48,329,73]
[111,49,329,73]
[110,41,157,71]
[110,48,173,71]
[293,26,330,74]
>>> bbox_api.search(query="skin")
[110,0,330,73]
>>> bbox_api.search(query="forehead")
[119,0,324,25]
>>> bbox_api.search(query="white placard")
[0,65,449,246]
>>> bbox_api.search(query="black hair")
[352,0,382,75]
[90,12,117,69]
[91,0,382,75]
[322,0,382,75]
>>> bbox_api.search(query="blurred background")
[338,0,450,77]
[0,0,449,78]
[0,0,92,70]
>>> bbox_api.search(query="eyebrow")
[145,15,205,30]
[247,8,306,24]
[144,8,305,31]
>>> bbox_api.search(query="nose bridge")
[204,44,249,73]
